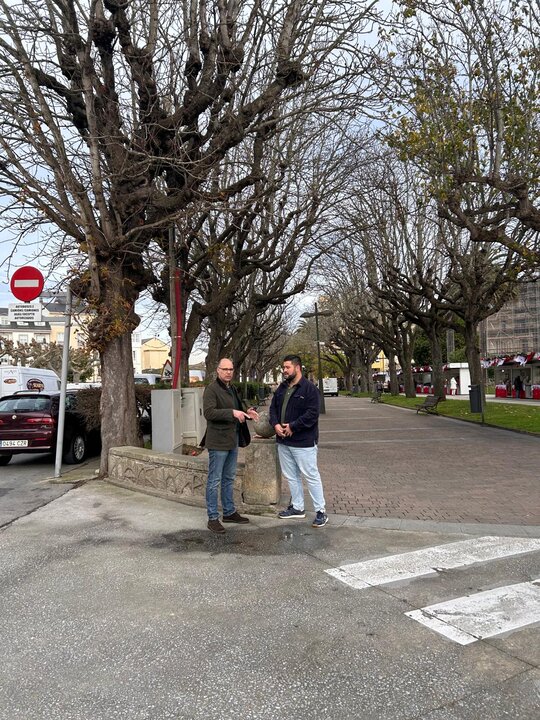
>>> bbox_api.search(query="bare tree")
[0,338,96,379]
[379,0,540,259]
[0,0,378,471]
[148,104,358,381]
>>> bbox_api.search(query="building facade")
[480,282,540,356]
[479,283,540,397]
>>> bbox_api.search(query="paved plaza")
[317,397,540,527]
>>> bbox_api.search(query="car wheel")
[63,433,87,464]
[0,454,12,466]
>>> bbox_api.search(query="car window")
[0,397,52,413]
[65,394,77,410]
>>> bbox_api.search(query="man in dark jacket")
[203,359,258,534]
[269,354,328,528]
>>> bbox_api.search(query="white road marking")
[325,537,540,589]
[320,438,469,445]
[405,579,540,645]
[319,428,446,433]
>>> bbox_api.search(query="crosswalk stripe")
[405,579,540,645]
[325,537,540,589]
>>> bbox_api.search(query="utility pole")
[300,303,333,414]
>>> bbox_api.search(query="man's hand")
[275,423,293,438]
[233,409,248,422]
[281,423,293,437]
[246,408,260,422]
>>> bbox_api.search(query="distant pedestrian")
[269,354,328,528]
[514,375,523,399]
[202,359,259,534]
[450,376,458,395]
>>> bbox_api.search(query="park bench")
[371,390,383,403]
[415,395,441,414]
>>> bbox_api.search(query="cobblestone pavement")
[316,397,540,526]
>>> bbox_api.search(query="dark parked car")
[0,391,101,466]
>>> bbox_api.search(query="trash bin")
[469,384,482,413]
[258,386,266,403]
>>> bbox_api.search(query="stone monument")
[243,411,280,507]
[252,411,276,439]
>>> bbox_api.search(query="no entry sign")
[10,266,45,302]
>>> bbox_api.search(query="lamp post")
[300,303,333,414]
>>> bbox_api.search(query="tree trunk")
[351,348,359,392]
[464,320,484,400]
[399,327,417,397]
[429,329,446,400]
[99,331,141,475]
[397,348,416,397]
[359,366,370,392]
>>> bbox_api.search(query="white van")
[322,377,338,396]
[0,365,61,398]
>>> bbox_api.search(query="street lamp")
[300,302,333,414]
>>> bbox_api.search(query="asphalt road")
[0,481,539,720]
[0,453,74,527]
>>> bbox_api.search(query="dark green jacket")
[203,379,246,450]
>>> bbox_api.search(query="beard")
[283,369,298,384]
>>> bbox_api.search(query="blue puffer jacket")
[269,376,320,447]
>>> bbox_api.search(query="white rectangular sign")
[8,303,42,322]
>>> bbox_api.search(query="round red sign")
[10,266,45,302]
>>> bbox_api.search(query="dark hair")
[282,354,302,367]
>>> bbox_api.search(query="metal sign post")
[54,287,72,478]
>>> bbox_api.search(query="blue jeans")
[206,448,238,520]
[277,444,326,513]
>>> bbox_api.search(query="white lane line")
[319,428,446,434]
[326,416,392,419]
[320,438,468,445]
[325,537,540,589]
[406,579,540,645]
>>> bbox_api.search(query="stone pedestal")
[107,443,279,514]
[242,437,280,506]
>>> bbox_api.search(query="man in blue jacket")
[269,354,328,527]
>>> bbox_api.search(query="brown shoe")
[222,511,250,524]
[207,519,226,534]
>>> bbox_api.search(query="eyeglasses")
[218,367,234,372]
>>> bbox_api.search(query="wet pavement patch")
[151,525,333,556]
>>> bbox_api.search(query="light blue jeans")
[206,448,238,520]
[277,444,326,513]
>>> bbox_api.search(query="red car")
[0,391,100,466]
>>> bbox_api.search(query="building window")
[18,334,28,344]
[57,333,64,344]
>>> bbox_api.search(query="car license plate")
[0,440,29,448]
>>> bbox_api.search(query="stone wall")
[107,439,281,515]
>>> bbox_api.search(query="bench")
[371,390,383,403]
[415,395,441,414]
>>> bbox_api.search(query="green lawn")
[357,393,540,434]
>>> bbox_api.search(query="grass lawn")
[367,394,540,434]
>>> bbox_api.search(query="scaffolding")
[481,283,540,356]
